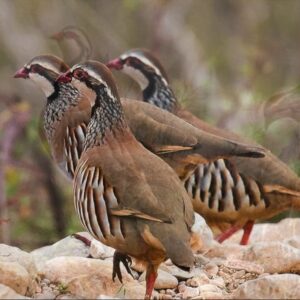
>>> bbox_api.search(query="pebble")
[35,291,57,299]
[187,274,210,287]
[182,286,200,298]
[209,277,225,289]
[178,284,186,293]
[203,263,219,277]
[166,289,175,296]
[232,270,246,279]
[199,284,221,293]
[159,294,172,299]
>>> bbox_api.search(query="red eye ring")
[73,69,85,79]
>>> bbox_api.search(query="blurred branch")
[31,143,67,239]
[0,102,30,244]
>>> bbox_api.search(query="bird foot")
[216,225,240,243]
[240,220,254,245]
[112,251,134,283]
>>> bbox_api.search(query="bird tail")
[264,184,300,210]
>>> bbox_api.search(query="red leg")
[145,265,158,300]
[240,220,254,245]
[216,225,241,243]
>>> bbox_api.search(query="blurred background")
[1,0,300,250]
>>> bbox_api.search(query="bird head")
[106,48,169,90]
[57,60,120,107]
[14,55,69,98]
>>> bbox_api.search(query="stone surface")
[223,258,264,274]
[0,283,30,299]
[187,273,210,287]
[42,256,134,299]
[182,286,200,298]
[0,244,37,296]
[231,274,300,299]
[205,242,245,260]
[226,218,300,245]
[203,262,219,277]
[241,242,300,273]
[0,261,30,295]
[160,264,205,280]
[0,244,37,276]
[31,233,90,271]
[191,213,214,252]
[139,269,178,289]
[117,282,158,299]
[89,239,115,259]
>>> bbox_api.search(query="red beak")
[106,58,123,70]
[57,71,72,83]
[14,67,29,79]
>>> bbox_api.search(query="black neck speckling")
[142,73,177,112]
[84,85,126,150]
[44,83,79,141]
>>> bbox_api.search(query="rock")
[56,295,79,299]
[191,213,214,252]
[194,291,225,299]
[35,290,57,299]
[0,244,37,295]
[0,244,37,277]
[31,233,90,271]
[199,284,222,294]
[160,264,205,280]
[187,273,210,287]
[226,218,300,245]
[182,286,200,298]
[117,282,158,299]
[231,274,300,299]
[205,242,245,260]
[0,283,30,299]
[203,262,218,277]
[209,277,225,289]
[89,240,115,259]
[42,256,134,299]
[285,236,300,249]
[241,242,300,273]
[223,258,264,274]
[97,295,119,299]
[139,269,178,289]
[0,261,30,295]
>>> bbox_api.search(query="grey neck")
[43,83,79,141]
[143,74,178,112]
[83,87,126,150]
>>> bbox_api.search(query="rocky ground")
[1,218,300,299]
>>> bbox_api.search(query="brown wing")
[81,128,194,229]
[122,99,266,162]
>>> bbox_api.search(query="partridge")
[15,55,264,282]
[51,26,92,65]
[58,61,196,299]
[107,48,300,244]
[14,55,264,181]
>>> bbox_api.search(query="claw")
[112,251,134,283]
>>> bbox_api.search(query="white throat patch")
[29,73,55,98]
[122,65,149,90]
[120,52,168,87]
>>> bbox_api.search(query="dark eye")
[30,65,39,73]
[127,57,139,65]
[73,69,85,80]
